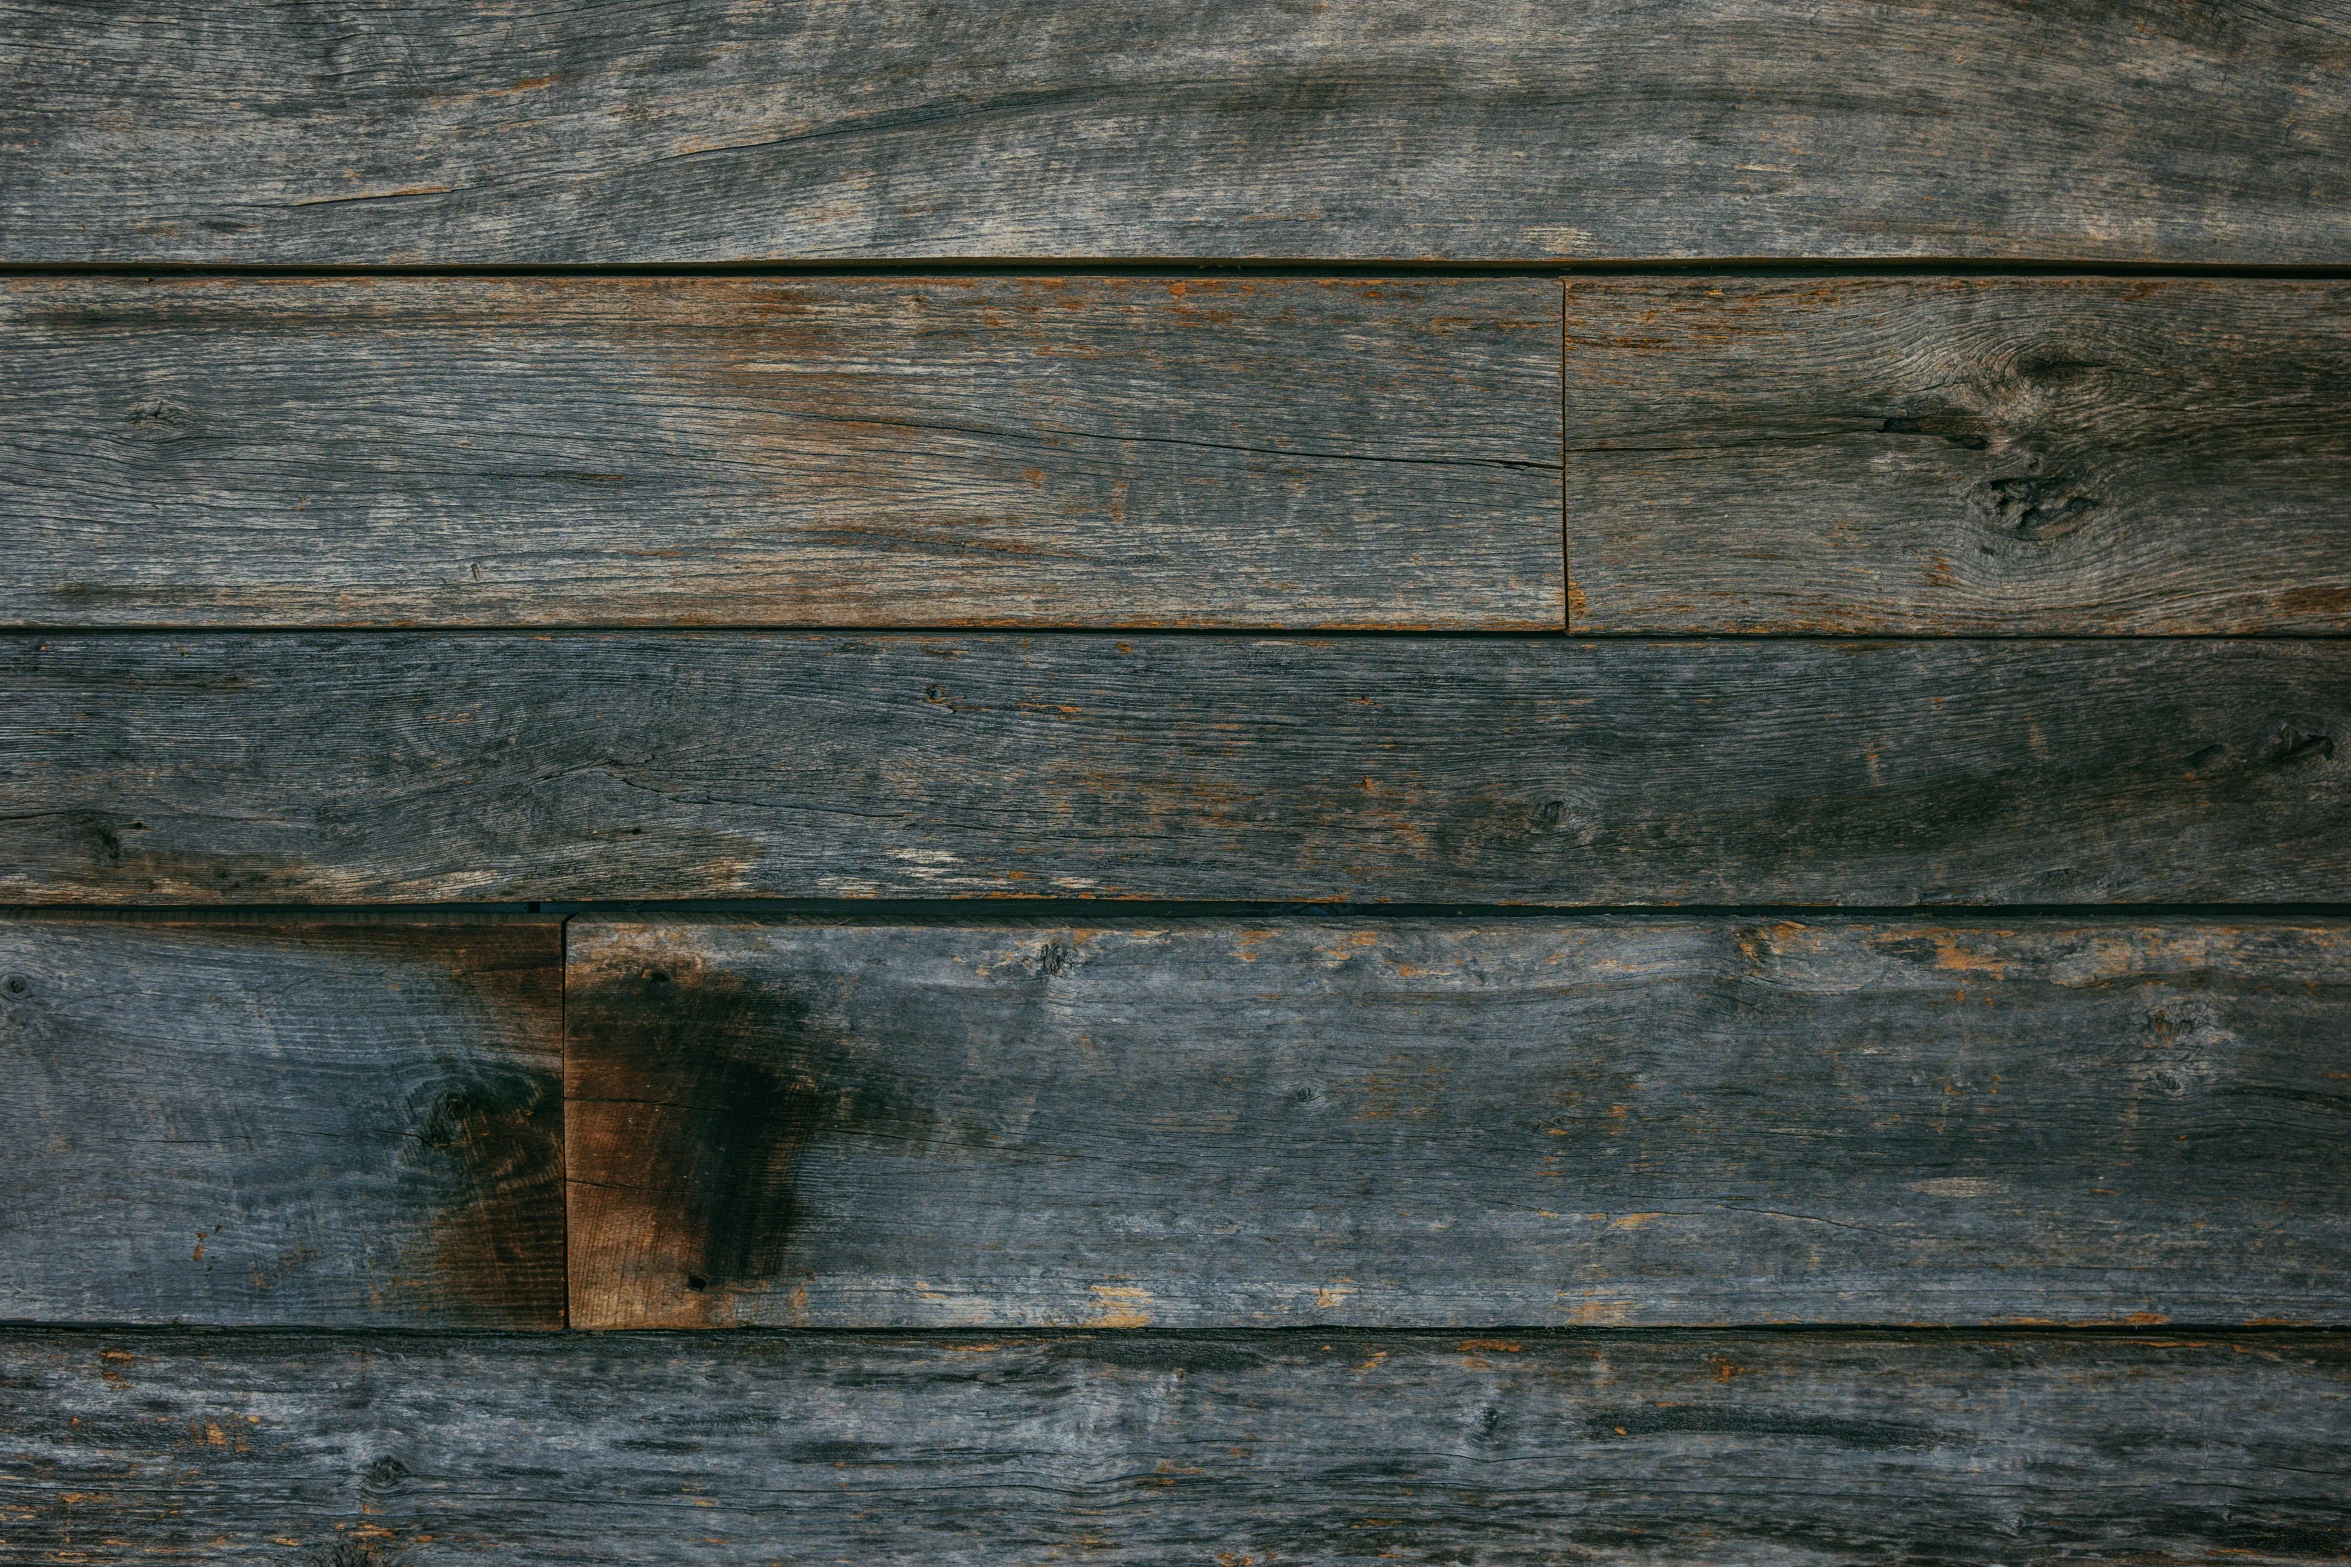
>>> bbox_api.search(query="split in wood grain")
[0,276,1560,630]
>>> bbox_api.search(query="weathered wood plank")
[1565,278,2351,634]
[3,1327,2343,1563]
[0,276,1561,631]
[5,2,2347,264]
[568,916,2351,1330]
[0,915,564,1327]
[1,634,2343,906]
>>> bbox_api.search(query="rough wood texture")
[0,915,564,1328]
[567,916,2351,1330]
[1565,278,2351,634]
[3,1327,2343,1563]
[0,276,1561,631]
[5,3,2347,264]
[2,634,2344,906]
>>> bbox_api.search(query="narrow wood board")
[2,634,2343,906]
[1565,278,2351,634]
[567,916,2351,1330]
[0,276,1561,630]
[5,2,2347,263]
[3,1328,2343,1563]
[0,915,565,1327]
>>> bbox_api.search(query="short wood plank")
[1565,278,2351,634]
[0,276,1561,630]
[1,634,2343,906]
[5,3,2347,263]
[3,1327,2343,1563]
[567,916,2351,1330]
[0,915,565,1327]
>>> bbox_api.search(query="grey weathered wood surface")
[568,916,2351,1330]
[2,634,2343,906]
[0,276,1561,631]
[1565,277,2351,635]
[3,1327,2343,1564]
[0,915,564,1328]
[6,2,2348,264]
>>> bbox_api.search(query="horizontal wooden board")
[0,276,1561,631]
[3,1327,2343,1563]
[1,634,2344,906]
[1566,278,2351,634]
[5,3,2347,263]
[0,916,564,1328]
[568,916,2351,1330]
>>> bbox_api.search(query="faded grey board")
[5,3,2348,265]
[568,917,2351,1330]
[2,1328,2343,1564]
[0,916,564,1328]
[0,276,1561,631]
[1565,278,2351,634]
[1,634,2344,906]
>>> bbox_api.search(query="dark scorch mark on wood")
[1564,277,2351,634]
[0,275,1561,630]
[3,1,2346,263]
[565,957,901,1305]
[564,916,2351,1329]
[0,914,565,1327]
[0,634,2342,905]
[1,1327,2343,1563]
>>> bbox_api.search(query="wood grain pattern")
[0,276,1561,630]
[3,1327,2343,1564]
[566,916,2351,1330]
[5,2,2347,264]
[1565,278,2351,634]
[0,915,564,1328]
[2,634,2343,906]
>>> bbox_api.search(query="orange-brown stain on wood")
[1086,1284,1155,1328]
[2284,584,2351,620]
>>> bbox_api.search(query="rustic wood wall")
[4,4,2348,1562]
